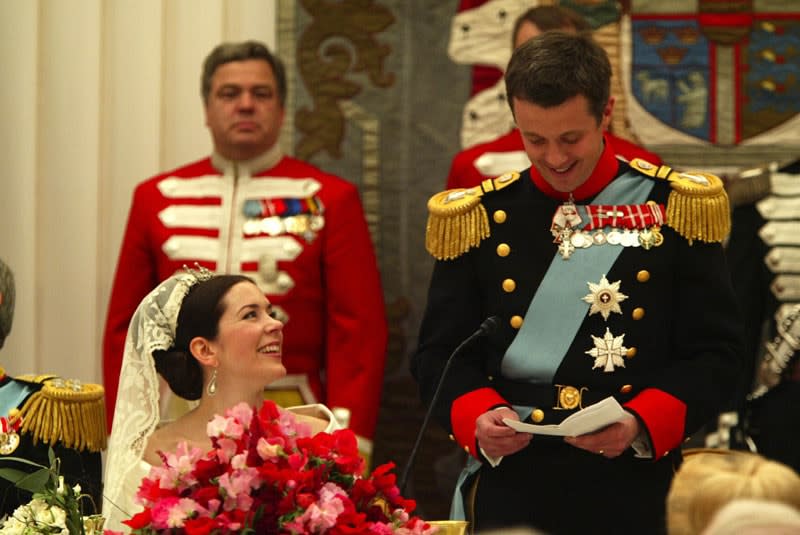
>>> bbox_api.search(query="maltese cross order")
[585,327,628,372]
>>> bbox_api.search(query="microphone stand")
[399,317,498,494]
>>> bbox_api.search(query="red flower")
[122,508,152,530]
[183,516,216,535]
[122,400,434,534]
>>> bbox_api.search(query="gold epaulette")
[14,373,58,384]
[12,378,107,453]
[629,158,730,244]
[425,172,520,260]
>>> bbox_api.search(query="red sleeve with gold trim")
[624,387,687,460]
[451,387,510,459]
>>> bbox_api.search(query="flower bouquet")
[114,400,436,534]
[0,448,104,534]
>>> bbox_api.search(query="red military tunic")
[445,129,663,190]
[103,145,387,443]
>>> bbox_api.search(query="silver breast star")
[582,275,628,320]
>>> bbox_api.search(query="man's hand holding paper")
[477,406,532,460]
[503,397,641,458]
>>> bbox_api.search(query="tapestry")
[624,0,800,171]
[277,0,471,519]
[452,0,800,174]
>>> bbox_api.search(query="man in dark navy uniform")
[412,32,743,534]
[0,258,105,515]
[726,159,800,470]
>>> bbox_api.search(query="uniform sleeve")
[320,182,388,441]
[412,255,510,458]
[102,184,160,429]
[624,239,744,459]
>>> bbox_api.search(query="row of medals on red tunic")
[550,196,666,260]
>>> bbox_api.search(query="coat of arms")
[622,0,800,170]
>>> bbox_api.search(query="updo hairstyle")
[667,448,800,535]
[153,274,254,400]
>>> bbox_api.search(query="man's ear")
[189,336,218,367]
[0,291,3,306]
[601,96,615,130]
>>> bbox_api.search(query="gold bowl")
[428,520,469,535]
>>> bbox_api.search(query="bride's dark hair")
[153,274,254,400]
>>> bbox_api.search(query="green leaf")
[0,466,34,484]
[0,456,48,470]
[11,467,52,493]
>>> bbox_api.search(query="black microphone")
[399,316,500,494]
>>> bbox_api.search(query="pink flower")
[283,482,348,532]
[256,436,281,460]
[148,442,202,492]
[217,466,260,511]
[228,402,254,428]
[369,523,396,535]
[149,496,197,529]
[123,400,428,534]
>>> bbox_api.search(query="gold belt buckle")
[554,384,588,410]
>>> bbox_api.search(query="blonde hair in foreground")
[667,448,800,535]
[701,498,800,535]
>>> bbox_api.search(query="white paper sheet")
[502,396,628,437]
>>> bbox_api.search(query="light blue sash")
[0,379,35,417]
[501,172,654,382]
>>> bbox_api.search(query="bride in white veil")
[102,269,338,532]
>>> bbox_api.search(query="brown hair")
[504,31,611,124]
[154,274,254,400]
[201,40,287,106]
[511,5,591,48]
[0,258,14,349]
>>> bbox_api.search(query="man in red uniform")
[446,5,662,190]
[103,41,387,453]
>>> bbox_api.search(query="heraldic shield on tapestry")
[622,0,800,171]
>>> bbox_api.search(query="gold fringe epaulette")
[629,158,731,244]
[12,378,107,453]
[15,373,58,384]
[425,172,520,260]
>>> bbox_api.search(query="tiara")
[182,263,215,283]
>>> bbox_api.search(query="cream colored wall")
[0,0,277,385]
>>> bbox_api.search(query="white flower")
[0,502,104,535]
[0,499,68,534]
